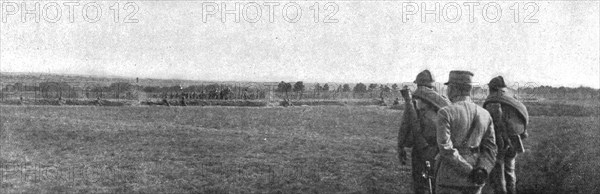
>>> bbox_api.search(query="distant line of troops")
[156,88,253,100]
[398,70,529,194]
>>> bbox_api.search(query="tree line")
[2,81,598,101]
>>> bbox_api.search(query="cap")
[444,70,474,85]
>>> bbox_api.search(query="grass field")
[1,104,598,193]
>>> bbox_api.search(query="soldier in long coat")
[483,76,529,194]
[435,71,497,194]
[398,70,450,194]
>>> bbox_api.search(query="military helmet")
[414,70,435,87]
[488,76,507,89]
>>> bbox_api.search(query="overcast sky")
[1,1,598,88]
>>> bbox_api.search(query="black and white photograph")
[0,0,599,193]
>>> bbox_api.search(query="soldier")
[393,97,400,105]
[435,71,497,194]
[243,89,249,100]
[95,97,103,106]
[180,95,187,106]
[162,97,170,106]
[398,70,450,194]
[483,76,529,194]
[57,96,65,106]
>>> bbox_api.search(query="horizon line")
[1,71,598,89]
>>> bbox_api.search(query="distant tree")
[90,86,105,98]
[205,84,220,92]
[336,85,343,92]
[384,85,391,93]
[353,83,367,93]
[277,81,292,99]
[293,81,305,92]
[313,83,322,98]
[293,81,305,99]
[39,82,74,98]
[13,82,23,91]
[368,83,378,91]
[143,86,160,93]
[109,82,133,91]
[285,83,292,99]
[380,85,391,100]
[342,84,351,92]
[314,83,322,91]
[108,82,134,98]
[277,81,286,92]
[323,83,330,91]
[183,85,203,92]
[392,83,398,91]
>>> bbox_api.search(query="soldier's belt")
[456,147,480,155]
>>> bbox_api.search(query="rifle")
[397,88,411,164]
[400,87,428,150]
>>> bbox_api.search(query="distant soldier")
[435,71,497,194]
[483,76,529,194]
[18,95,24,105]
[162,97,170,106]
[57,96,64,105]
[393,97,400,105]
[95,97,103,106]
[180,96,187,106]
[222,87,231,100]
[398,70,450,194]
[280,99,291,107]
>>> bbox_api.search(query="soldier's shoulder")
[438,103,462,115]
[439,103,456,110]
[437,105,452,115]
[475,105,493,124]
[477,105,491,116]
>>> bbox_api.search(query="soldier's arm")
[476,117,497,174]
[436,109,473,175]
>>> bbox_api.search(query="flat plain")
[1,102,598,193]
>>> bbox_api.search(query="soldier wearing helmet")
[484,76,529,194]
[398,70,450,194]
